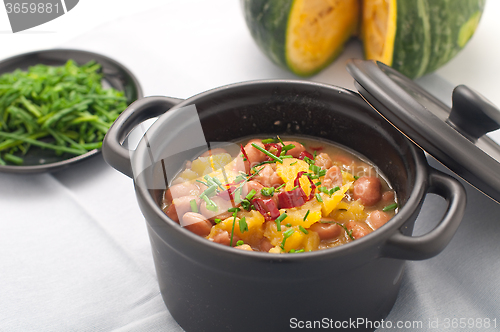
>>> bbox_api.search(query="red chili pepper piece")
[218,186,237,201]
[277,171,317,208]
[297,151,314,161]
[264,143,283,161]
[253,197,280,221]
[295,171,316,201]
[240,144,251,169]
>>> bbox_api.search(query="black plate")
[0,49,143,173]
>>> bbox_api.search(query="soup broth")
[161,136,397,253]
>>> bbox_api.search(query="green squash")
[242,0,486,78]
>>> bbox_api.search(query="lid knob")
[447,85,500,141]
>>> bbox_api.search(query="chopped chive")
[281,155,293,159]
[196,179,210,187]
[241,199,252,210]
[200,184,218,198]
[245,189,256,200]
[299,226,308,234]
[354,175,360,180]
[282,144,295,153]
[315,193,323,203]
[303,210,310,221]
[285,223,292,227]
[261,187,275,197]
[290,161,297,166]
[289,249,296,253]
[212,177,224,190]
[314,181,321,186]
[309,164,321,174]
[230,214,237,246]
[276,183,286,190]
[290,185,299,191]
[3,153,23,165]
[206,204,218,212]
[214,218,222,224]
[239,217,248,233]
[318,169,327,177]
[280,228,295,249]
[382,203,398,212]
[228,207,240,213]
[275,213,287,231]
[189,199,198,213]
[303,156,314,165]
[236,240,244,246]
[261,138,276,144]
[318,186,329,194]
[295,249,305,253]
[251,143,283,163]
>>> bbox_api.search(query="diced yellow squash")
[176,169,199,181]
[332,200,368,222]
[336,201,349,210]
[283,230,305,252]
[208,210,265,245]
[303,231,320,252]
[320,182,352,215]
[342,171,356,185]
[276,158,313,196]
[263,222,320,252]
[279,200,321,228]
[191,153,233,176]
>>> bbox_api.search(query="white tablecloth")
[2,1,500,331]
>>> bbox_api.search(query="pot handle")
[102,96,183,178]
[382,168,466,260]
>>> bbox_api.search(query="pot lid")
[346,59,500,204]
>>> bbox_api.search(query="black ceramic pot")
[102,80,466,332]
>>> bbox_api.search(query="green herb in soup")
[162,136,397,253]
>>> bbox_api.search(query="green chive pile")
[0,60,129,166]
